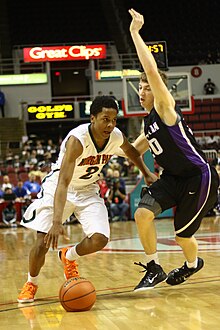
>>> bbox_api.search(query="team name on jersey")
[78,154,113,166]
[146,122,159,138]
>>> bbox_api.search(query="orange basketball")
[59,277,96,312]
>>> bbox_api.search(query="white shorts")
[21,175,110,239]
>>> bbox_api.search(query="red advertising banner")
[23,44,107,62]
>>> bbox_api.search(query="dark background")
[1,0,220,142]
[3,0,220,66]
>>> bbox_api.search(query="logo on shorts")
[189,191,196,195]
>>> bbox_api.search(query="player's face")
[91,107,118,140]
[139,80,154,111]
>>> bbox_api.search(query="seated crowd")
[1,135,219,227]
[194,135,220,151]
[0,137,142,226]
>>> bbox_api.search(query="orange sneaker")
[17,282,38,303]
[58,247,79,280]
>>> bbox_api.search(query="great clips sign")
[23,44,106,62]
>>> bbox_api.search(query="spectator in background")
[203,78,216,95]
[105,167,114,182]
[28,163,48,181]
[2,201,17,226]
[46,139,58,162]
[0,89,5,117]
[0,187,4,200]
[5,149,14,165]
[97,172,109,199]
[205,135,219,150]
[29,150,38,165]
[13,155,22,170]
[212,150,220,166]
[1,175,13,191]
[23,173,41,195]
[107,178,129,221]
[13,180,29,201]
[113,169,126,190]
[2,187,17,201]
[116,156,129,177]
[36,140,45,162]
[215,51,220,64]
[205,52,215,64]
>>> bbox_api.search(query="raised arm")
[128,8,177,125]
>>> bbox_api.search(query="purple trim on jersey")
[167,125,206,170]
[167,124,210,211]
[198,169,210,210]
[167,125,206,168]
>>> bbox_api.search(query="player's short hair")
[90,95,119,116]
[140,69,168,86]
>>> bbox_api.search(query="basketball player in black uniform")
[127,9,219,291]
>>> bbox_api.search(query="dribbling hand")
[44,223,69,250]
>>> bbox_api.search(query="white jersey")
[51,123,124,190]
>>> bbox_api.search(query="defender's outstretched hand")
[128,8,144,33]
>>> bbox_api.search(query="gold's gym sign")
[27,103,74,120]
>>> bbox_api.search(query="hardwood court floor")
[0,216,220,330]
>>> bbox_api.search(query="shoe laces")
[172,263,192,276]
[21,282,37,294]
[134,261,156,277]
[64,259,79,277]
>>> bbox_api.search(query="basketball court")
[1,37,219,330]
[0,216,220,329]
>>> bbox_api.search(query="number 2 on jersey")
[79,166,99,179]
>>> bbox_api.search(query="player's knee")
[175,235,192,244]
[91,233,108,250]
[175,235,183,244]
[134,208,154,223]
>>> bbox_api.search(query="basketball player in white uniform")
[18,95,157,303]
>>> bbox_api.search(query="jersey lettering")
[79,166,99,179]
[78,154,112,166]
[148,137,163,155]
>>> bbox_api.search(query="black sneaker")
[134,260,167,292]
[166,257,204,286]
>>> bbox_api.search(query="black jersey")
[144,106,208,177]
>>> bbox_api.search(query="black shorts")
[138,165,219,237]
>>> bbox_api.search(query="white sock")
[187,258,198,269]
[28,272,38,285]
[66,245,80,261]
[146,253,159,265]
